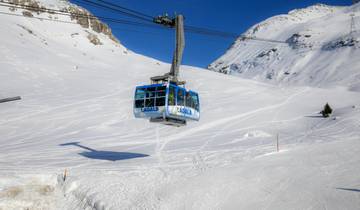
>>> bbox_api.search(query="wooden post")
[276,133,279,152]
[0,96,21,104]
[63,169,68,182]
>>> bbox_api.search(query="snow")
[209,3,360,89]
[0,0,360,209]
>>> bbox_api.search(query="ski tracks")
[162,87,311,147]
[0,87,132,126]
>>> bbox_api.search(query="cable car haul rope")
[0,0,287,43]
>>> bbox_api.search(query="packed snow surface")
[0,0,360,209]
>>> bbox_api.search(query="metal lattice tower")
[350,14,356,35]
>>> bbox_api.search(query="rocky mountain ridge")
[0,0,119,44]
[208,3,360,90]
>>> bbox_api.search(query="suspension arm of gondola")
[151,14,186,85]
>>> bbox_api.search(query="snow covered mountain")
[208,3,360,90]
[1,0,360,209]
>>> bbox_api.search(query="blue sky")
[71,0,351,68]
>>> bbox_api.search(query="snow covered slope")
[208,3,360,90]
[1,0,360,209]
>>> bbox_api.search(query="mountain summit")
[208,3,360,90]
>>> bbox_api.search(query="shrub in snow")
[321,103,333,118]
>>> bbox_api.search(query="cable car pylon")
[133,14,200,127]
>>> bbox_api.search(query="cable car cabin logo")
[142,107,159,112]
[176,107,192,115]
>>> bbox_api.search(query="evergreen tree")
[321,103,333,118]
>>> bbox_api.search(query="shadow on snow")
[304,115,324,118]
[60,142,149,161]
[336,188,360,193]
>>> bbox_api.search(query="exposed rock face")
[1,0,44,16]
[90,18,114,40]
[286,33,313,49]
[6,0,44,13]
[22,10,33,17]
[257,48,278,58]
[59,3,119,43]
[87,32,102,45]
[2,0,119,44]
[66,6,90,28]
[322,35,360,50]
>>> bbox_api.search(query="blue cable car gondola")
[134,14,200,126]
[134,82,200,126]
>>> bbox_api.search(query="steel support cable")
[185,25,238,37]
[186,26,287,44]
[1,1,77,15]
[0,9,224,38]
[0,10,203,40]
[0,10,171,35]
[0,10,254,43]
[238,35,287,44]
[0,11,78,24]
[0,2,230,36]
[73,0,153,22]
[65,0,288,43]
[94,0,153,19]
[0,2,157,27]
[81,0,281,44]
[185,29,237,39]
[0,1,288,44]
